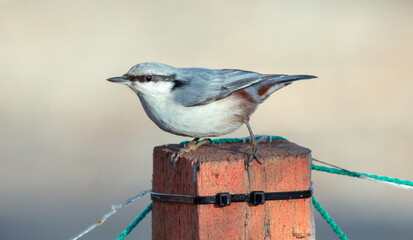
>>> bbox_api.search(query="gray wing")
[172,68,286,107]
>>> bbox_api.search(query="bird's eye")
[145,75,152,81]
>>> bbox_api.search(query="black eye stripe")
[124,75,146,82]
[124,74,134,81]
[124,74,176,83]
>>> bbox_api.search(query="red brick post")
[152,139,314,240]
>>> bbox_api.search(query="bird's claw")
[245,153,261,169]
[170,151,182,171]
[244,145,261,170]
[170,138,211,171]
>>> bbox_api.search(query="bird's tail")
[256,74,316,102]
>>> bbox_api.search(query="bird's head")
[107,62,179,96]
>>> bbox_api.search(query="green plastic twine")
[179,135,286,146]
[116,203,153,240]
[312,196,349,240]
[312,164,413,188]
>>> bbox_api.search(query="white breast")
[135,83,246,137]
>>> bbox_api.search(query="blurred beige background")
[1,0,412,239]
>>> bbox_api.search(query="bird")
[107,62,316,168]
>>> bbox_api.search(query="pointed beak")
[107,76,129,84]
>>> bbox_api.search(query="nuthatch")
[107,62,316,168]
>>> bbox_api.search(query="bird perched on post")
[107,62,316,168]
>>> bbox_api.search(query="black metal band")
[151,183,313,207]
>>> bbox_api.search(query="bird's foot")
[244,142,261,170]
[243,121,262,170]
[171,138,212,171]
